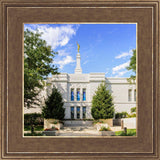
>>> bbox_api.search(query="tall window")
[77,107,80,119]
[83,107,86,119]
[71,88,74,101]
[77,88,80,101]
[83,89,86,101]
[128,89,132,101]
[134,89,136,101]
[71,107,74,119]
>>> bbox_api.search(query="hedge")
[24,113,44,125]
[115,112,128,119]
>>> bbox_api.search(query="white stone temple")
[24,51,136,119]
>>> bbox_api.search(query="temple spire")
[77,42,80,53]
[75,42,82,74]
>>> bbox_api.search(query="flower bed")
[42,127,59,136]
[99,126,115,136]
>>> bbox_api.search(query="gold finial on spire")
[77,42,80,53]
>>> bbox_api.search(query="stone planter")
[44,119,63,130]
[42,130,59,136]
[96,123,109,131]
[100,131,115,136]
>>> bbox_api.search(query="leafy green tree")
[91,82,114,119]
[24,29,59,108]
[126,49,136,83]
[42,87,65,120]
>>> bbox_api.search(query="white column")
[80,107,83,119]
[75,53,82,74]
[74,88,76,101]
[81,88,83,101]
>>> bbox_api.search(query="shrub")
[24,113,44,125]
[91,82,114,119]
[93,119,104,124]
[131,107,136,113]
[115,112,127,119]
[53,120,58,124]
[42,87,65,120]
[127,113,136,118]
[99,126,111,131]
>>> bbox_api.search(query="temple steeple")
[75,43,82,74]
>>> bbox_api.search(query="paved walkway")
[59,126,101,136]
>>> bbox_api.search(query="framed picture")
[0,0,160,159]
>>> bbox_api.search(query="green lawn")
[24,132,43,136]
[24,125,44,131]
[115,129,136,136]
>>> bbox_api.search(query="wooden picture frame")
[0,0,160,159]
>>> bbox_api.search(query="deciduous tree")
[24,29,59,108]
[126,49,136,83]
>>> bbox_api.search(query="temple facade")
[24,52,136,119]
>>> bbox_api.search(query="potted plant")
[42,126,59,136]
[99,126,115,136]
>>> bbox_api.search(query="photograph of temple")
[23,24,137,136]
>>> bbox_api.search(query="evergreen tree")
[91,82,114,119]
[42,87,65,120]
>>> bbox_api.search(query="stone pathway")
[58,126,101,136]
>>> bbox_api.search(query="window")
[134,89,136,101]
[71,107,74,119]
[77,88,80,101]
[83,107,86,119]
[71,89,74,101]
[128,89,132,101]
[77,107,80,119]
[83,89,86,101]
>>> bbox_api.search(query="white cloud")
[112,61,130,74]
[114,70,128,77]
[25,24,79,49]
[115,49,133,59]
[54,56,75,69]
[57,49,69,57]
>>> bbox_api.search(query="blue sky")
[24,24,136,77]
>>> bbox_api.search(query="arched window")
[83,89,86,101]
[71,107,74,119]
[77,107,80,119]
[128,89,132,101]
[83,107,86,119]
[71,89,74,101]
[77,88,80,101]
